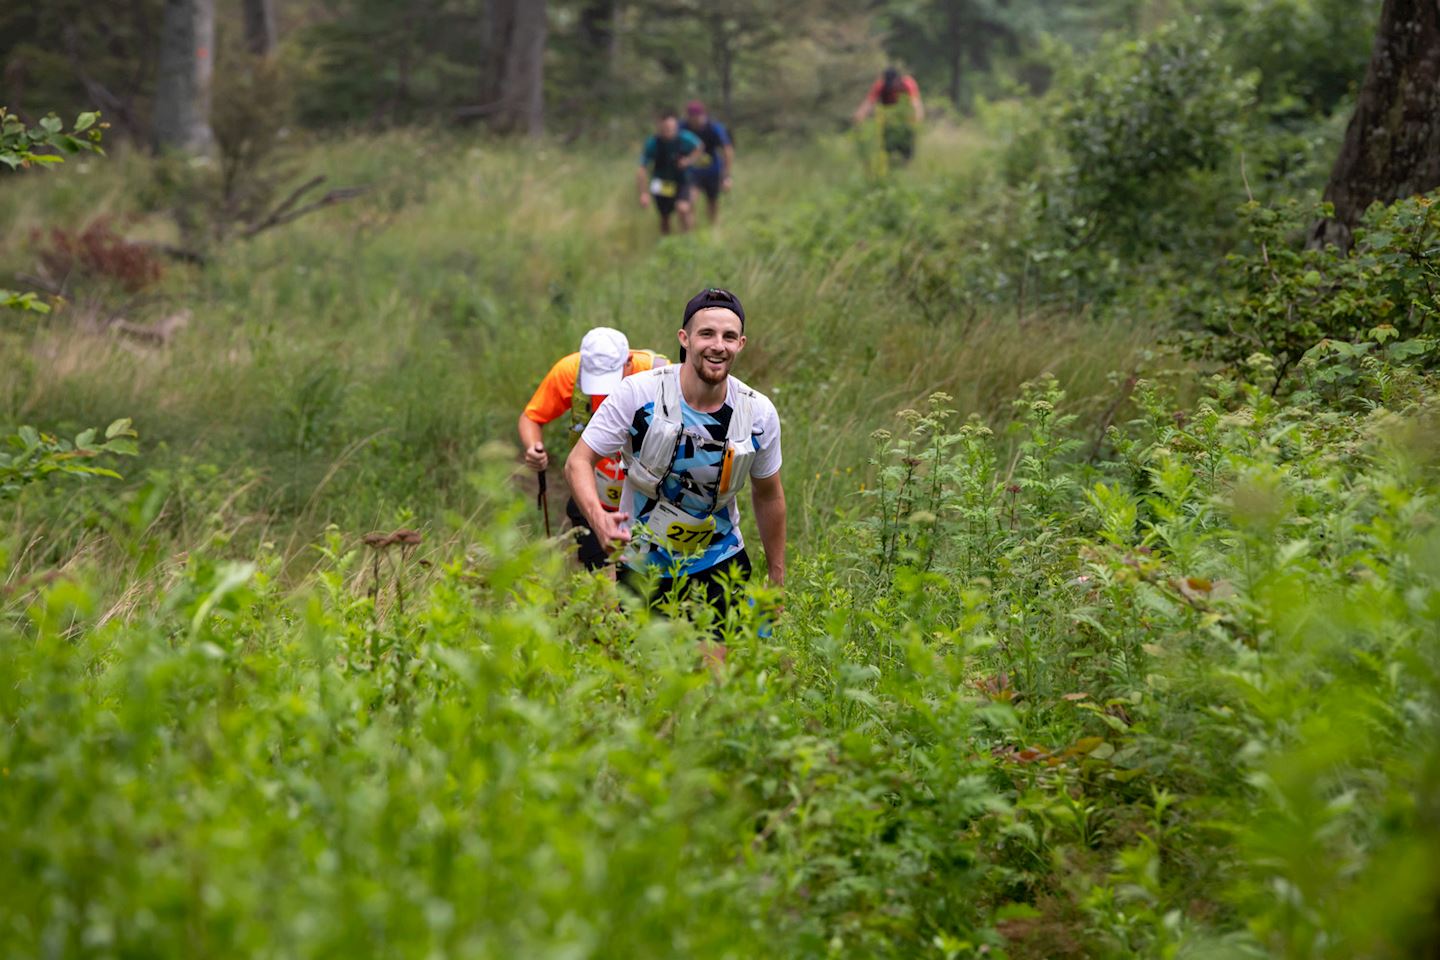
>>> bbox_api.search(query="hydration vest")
[569,349,667,442]
[683,121,726,171]
[650,136,687,183]
[624,364,757,511]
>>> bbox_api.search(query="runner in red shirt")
[853,67,925,164]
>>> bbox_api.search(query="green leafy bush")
[823,357,1440,956]
[1187,193,1440,385]
[0,418,137,499]
[1205,0,1379,114]
[1055,21,1254,253]
[0,107,103,170]
[4,349,1438,957]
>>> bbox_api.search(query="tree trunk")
[579,0,615,53]
[153,0,216,155]
[717,28,734,120]
[1314,0,1440,246]
[479,0,517,107]
[242,0,277,57]
[947,0,964,110]
[479,0,546,135]
[579,0,618,109]
[609,1,623,75]
[496,0,546,136]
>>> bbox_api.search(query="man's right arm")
[519,358,576,471]
[853,82,878,122]
[636,165,650,206]
[518,414,547,471]
[637,139,653,206]
[566,380,639,553]
[565,439,631,550]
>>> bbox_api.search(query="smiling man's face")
[679,307,745,385]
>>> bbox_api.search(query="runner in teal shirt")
[636,110,704,235]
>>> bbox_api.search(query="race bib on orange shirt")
[595,457,625,512]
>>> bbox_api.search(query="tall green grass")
[18,124,1436,959]
[1,124,1150,577]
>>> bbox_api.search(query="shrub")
[1206,0,1380,114]
[1185,193,1440,385]
[32,217,164,293]
[1055,21,1254,252]
[0,418,137,499]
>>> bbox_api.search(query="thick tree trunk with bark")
[153,0,216,155]
[478,0,514,107]
[1313,0,1440,246]
[242,0,277,57]
[478,0,546,136]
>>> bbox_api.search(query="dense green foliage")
[5,2,1439,956]
[1,0,1382,139]
[1189,195,1440,378]
[4,351,1437,957]
[0,418,137,500]
[0,107,105,312]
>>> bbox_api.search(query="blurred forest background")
[0,0,1381,139]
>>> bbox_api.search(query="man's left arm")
[680,132,703,169]
[751,471,786,586]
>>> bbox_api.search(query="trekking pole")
[537,469,552,538]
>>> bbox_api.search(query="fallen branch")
[110,309,190,347]
[240,175,367,240]
[453,98,507,121]
[147,243,210,267]
[1085,372,1139,464]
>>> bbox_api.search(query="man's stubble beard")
[692,358,730,385]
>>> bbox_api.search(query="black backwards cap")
[680,288,745,361]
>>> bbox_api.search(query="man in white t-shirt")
[564,288,786,617]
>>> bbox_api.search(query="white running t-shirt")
[579,368,782,577]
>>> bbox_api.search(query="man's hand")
[588,510,631,553]
[639,192,651,208]
[722,176,733,192]
[523,441,548,472]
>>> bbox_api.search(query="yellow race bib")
[648,500,716,555]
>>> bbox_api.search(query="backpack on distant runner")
[880,68,905,106]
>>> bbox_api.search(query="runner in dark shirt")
[681,100,735,226]
[637,110,704,235]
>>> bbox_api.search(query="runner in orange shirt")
[519,327,667,569]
